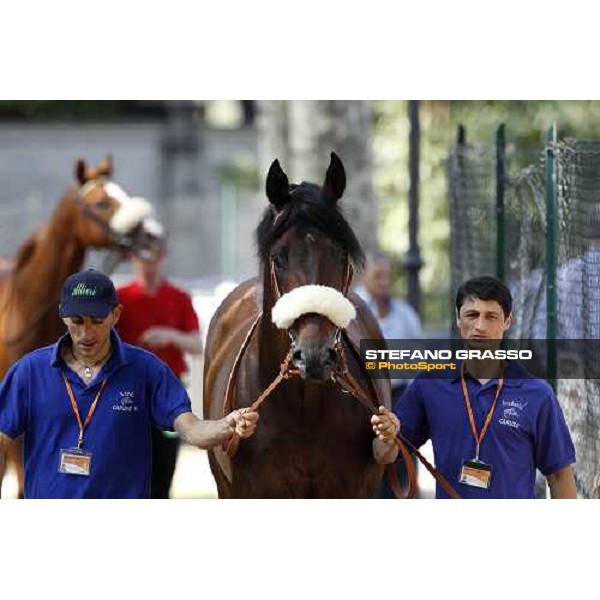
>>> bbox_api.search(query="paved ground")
[171,445,217,499]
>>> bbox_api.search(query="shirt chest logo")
[498,398,528,429]
[112,390,138,413]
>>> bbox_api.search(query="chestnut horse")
[204,153,391,498]
[0,157,162,497]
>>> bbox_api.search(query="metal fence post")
[545,123,558,391]
[405,100,423,315]
[450,125,467,336]
[496,124,506,281]
[457,124,466,146]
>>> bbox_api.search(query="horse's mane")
[10,187,78,275]
[13,236,38,273]
[255,182,365,271]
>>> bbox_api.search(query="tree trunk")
[257,101,378,255]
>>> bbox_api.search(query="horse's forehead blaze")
[78,180,155,239]
[80,181,126,210]
[103,182,132,205]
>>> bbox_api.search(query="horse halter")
[75,178,148,252]
[75,179,116,245]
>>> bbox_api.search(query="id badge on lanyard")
[458,362,504,491]
[58,375,107,478]
[459,459,492,489]
[59,448,93,476]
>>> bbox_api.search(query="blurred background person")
[116,237,203,499]
[356,252,423,400]
[355,252,423,498]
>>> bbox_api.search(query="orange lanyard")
[62,376,108,450]
[460,361,504,461]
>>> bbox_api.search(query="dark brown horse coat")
[204,154,391,498]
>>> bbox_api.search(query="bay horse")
[204,153,392,498]
[0,156,162,497]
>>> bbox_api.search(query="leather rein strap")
[221,259,461,499]
[335,332,461,500]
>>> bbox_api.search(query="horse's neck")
[258,277,289,373]
[13,195,86,304]
[258,319,288,367]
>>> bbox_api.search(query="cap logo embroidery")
[72,283,97,297]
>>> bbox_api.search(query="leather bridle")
[76,178,153,252]
[221,255,462,500]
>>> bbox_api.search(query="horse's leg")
[309,467,383,498]
[207,451,232,499]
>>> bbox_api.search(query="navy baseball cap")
[59,269,119,318]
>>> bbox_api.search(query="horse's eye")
[272,251,287,270]
[95,199,111,211]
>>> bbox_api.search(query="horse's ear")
[266,159,290,211]
[322,152,346,203]
[75,159,88,184]
[98,155,113,177]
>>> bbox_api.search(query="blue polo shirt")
[394,361,576,499]
[0,331,191,499]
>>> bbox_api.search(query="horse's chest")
[263,383,366,429]
[241,390,373,470]
[234,429,379,498]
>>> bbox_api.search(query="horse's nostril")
[292,349,304,363]
[327,348,337,364]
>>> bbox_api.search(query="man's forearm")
[547,466,577,499]
[174,413,232,449]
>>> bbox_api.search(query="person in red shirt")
[117,240,202,498]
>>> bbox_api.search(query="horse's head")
[70,156,163,257]
[257,153,365,382]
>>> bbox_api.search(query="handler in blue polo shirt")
[392,276,577,499]
[0,269,259,499]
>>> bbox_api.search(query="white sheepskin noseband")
[271,285,356,329]
[109,195,154,234]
